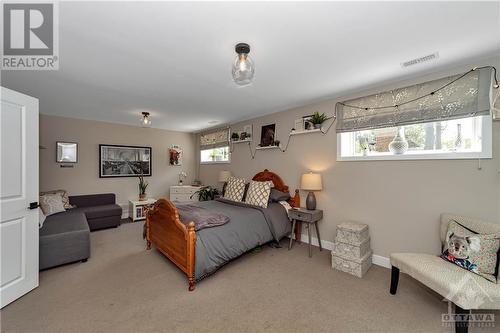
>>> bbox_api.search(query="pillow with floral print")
[441,220,500,283]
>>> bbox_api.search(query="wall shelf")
[290,128,322,136]
[255,145,281,150]
[231,139,252,144]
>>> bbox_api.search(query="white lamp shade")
[218,170,232,182]
[300,172,322,191]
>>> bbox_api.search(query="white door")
[0,87,39,308]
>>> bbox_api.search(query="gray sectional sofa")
[39,193,122,270]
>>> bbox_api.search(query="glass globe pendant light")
[140,112,152,127]
[232,43,255,86]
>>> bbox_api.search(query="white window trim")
[336,116,492,162]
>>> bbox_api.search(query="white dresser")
[169,185,200,202]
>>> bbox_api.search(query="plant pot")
[314,123,322,129]
[139,193,147,201]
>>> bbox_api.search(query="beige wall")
[199,57,500,259]
[40,115,196,207]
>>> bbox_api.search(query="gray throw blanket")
[176,203,230,231]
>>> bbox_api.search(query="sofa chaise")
[39,193,122,270]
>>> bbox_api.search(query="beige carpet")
[1,222,498,333]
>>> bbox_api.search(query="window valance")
[200,127,230,149]
[335,67,494,133]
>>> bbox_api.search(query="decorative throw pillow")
[245,180,273,208]
[40,189,74,209]
[223,177,247,202]
[39,193,66,216]
[269,188,290,202]
[440,220,500,282]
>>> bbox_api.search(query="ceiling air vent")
[401,52,439,68]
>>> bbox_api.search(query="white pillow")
[245,180,273,208]
[39,193,66,216]
[223,177,247,202]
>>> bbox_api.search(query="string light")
[340,65,499,110]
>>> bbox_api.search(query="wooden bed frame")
[145,169,300,291]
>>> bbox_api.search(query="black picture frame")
[56,141,78,163]
[260,124,276,147]
[99,144,152,178]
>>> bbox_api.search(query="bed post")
[290,189,300,208]
[187,222,196,291]
[145,208,152,250]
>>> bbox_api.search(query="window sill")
[200,161,231,165]
[337,151,491,161]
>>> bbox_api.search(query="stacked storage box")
[331,221,372,278]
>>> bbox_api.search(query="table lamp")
[300,172,322,210]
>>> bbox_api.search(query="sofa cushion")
[69,193,116,208]
[40,211,89,236]
[391,253,500,310]
[39,193,66,216]
[74,204,122,220]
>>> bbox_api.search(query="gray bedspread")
[179,198,291,281]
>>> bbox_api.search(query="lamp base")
[306,192,316,210]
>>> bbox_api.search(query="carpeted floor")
[1,222,498,333]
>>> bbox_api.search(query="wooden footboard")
[145,199,196,291]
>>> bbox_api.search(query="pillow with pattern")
[39,193,66,216]
[440,220,500,283]
[223,177,247,202]
[245,180,273,208]
[40,189,74,209]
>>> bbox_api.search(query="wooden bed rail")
[146,199,196,291]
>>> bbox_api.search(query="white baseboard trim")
[297,234,391,269]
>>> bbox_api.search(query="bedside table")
[288,208,323,257]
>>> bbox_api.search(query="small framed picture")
[302,115,314,130]
[294,118,304,132]
[169,145,182,166]
[243,124,253,140]
[260,124,276,147]
[56,142,78,163]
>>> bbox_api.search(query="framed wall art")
[99,144,152,178]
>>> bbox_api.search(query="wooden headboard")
[252,169,300,207]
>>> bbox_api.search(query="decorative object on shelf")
[231,132,240,141]
[273,140,280,147]
[300,172,322,210]
[99,144,151,178]
[191,186,221,201]
[260,123,275,147]
[454,123,463,150]
[140,111,152,128]
[293,118,304,132]
[388,127,408,155]
[169,145,182,166]
[302,115,313,130]
[231,42,255,86]
[243,124,253,139]
[178,171,187,185]
[138,172,148,201]
[56,142,78,163]
[331,221,372,278]
[310,112,328,129]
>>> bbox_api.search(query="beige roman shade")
[200,127,230,149]
[336,67,494,133]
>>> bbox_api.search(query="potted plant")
[191,186,221,201]
[231,132,240,141]
[138,172,148,201]
[310,112,329,129]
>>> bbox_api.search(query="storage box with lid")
[331,221,372,278]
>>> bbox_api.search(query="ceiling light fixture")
[232,43,255,86]
[140,112,152,128]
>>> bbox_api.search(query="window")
[338,116,491,161]
[200,146,230,164]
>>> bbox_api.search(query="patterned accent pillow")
[440,220,500,282]
[245,180,273,208]
[39,193,66,216]
[223,177,247,202]
[40,189,74,209]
